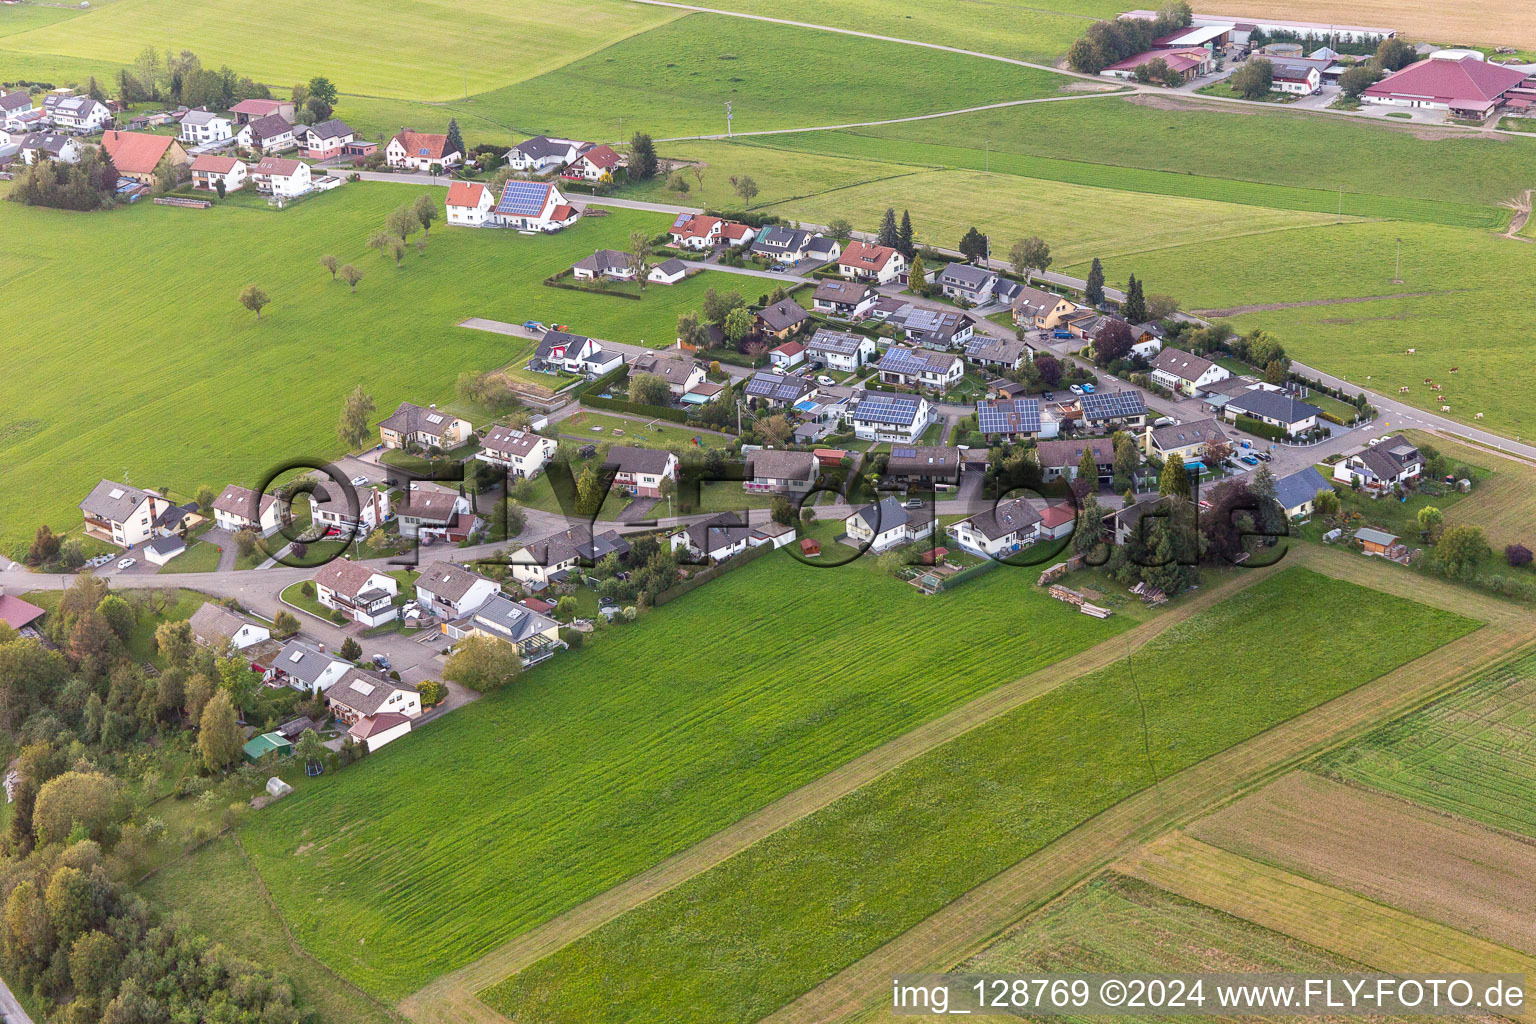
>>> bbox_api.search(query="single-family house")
[79,480,169,549]
[631,352,706,396]
[1223,389,1321,436]
[1333,435,1424,493]
[300,118,353,159]
[838,240,907,284]
[1012,286,1078,330]
[948,499,1043,557]
[1270,60,1322,93]
[1355,527,1407,560]
[607,446,679,497]
[1037,438,1117,484]
[885,445,962,486]
[888,304,975,350]
[211,483,283,535]
[755,299,810,340]
[744,370,814,410]
[849,392,932,443]
[564,143,622,180]
[1273,466,1334,518]
[42,93,110,133]
[1105,497,1164,546]
[648,258,688,285]
[309,483,391,534]
[533,330,623,375]
[805,327,876,371]
[17,131,82,165]
[749,225,812,263]
[511,528,630,587]
[229,98,295,125]
[1130,323,1164,360]
[189,153,247,191]
[478,425,558,478]
[572,248,636,281]
[350,712,413,752]
[100,130,187,184]
[490,178,579,231]
[266,639,349,693]
[1144,417,1229,462]
[671,512,756,562]
[745,449,819,494]
[415,561,502,620]
[769,341,806,370]
[236,113,296,152]
[1149,348,1231,396]
[938,263,998,304]
[961,335,1025,372]
[385,129,462,171]
[327,667,421,724]
[445,594,563,665]
[397,483,476,542]
[846,496,935,552]
[1079,389,1149,431]
[445,180,495,225]
[378,402,473,451]
[876,346,963,390]
[507,135,587,172]
[813,279,877,319]
[668,213,724,249]
[249,155,310,197]
[312,560,399,627]
[0,90,33,127]
[179,109,233,145]
[976,398,1048,441]
[188,603,271,651]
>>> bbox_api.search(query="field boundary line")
[398,568,1273,1022]
[230,833,412,1024]
[761,601,1533,1023]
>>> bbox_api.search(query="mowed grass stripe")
[1120,834,1536,993]
[481,567,1476,1024]
[241,550,1133,999]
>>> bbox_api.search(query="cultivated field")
[0,0,680,101]
[1121,833,1536,991]
[765,167,1351,266]
[240,548,1134,998]
[0,186,711,548]
[1191,772,1536,955]
[1068,220,1536,437]
[483,568,1475,1024]
[1213,0,1536,52]
[139,836,398,1024]
[1319,649,1536,838]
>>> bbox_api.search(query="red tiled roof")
[672,214,721,240]
[100,130,176,174]
[190,154,241,174]
[253,156,303,176]
[1038,504,1076,529]
[839,240,898,271]
[578,143,620,169]
[230,98,284,116]
[720,222,753,241]
[350,711,410,739]
[550,203,577,221]
[1104,48,1208,74]
[392,130,451,160]
[773,341,805,356]
[446,181,489,207]
[1363,56,1530,106]
[0,594,45,630]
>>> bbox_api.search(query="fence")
[654,538,775,605]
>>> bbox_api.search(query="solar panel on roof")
[496,180,553,216]
[878,348,943,375]
[976,399,1040,434]
[854,394,921,425]
[1081,390,1145,420]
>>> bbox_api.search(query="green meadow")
[484,568,1477,1024]
[239,549,1134,998]
[0,184,711,547]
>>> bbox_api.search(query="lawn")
[24,585,209,666]
[335,12,1068,144]
[1067,220,1536,437]
[761,168,1349,267]
[158,538,222,573]
[0,183,724,548]
[0,0,681,101]
[1317,648,1536,839]
[239,539,1136,998]
[557,410,733,450]
[483,567,1477,1024]
[139,836,399,1024]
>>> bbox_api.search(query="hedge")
[582,393,696,424]
[1233,414,1288,442]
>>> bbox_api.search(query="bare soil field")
[1119,834,1536,991]
[1190,772,1536,955]
[1212,0,1536,50]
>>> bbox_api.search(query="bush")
[1507,543,1533,568]
[1233,414,1288,442]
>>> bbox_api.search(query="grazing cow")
[1399,386,1409,393]
[1442,405,1451,412]
[1450,366,1459,373]
[1476,412,1484,419]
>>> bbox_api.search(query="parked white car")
[117,557,136,570]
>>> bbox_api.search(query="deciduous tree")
[197,690,241,772]
[339,263,363,292]
[443,633,522,692]
[238,284,269,320]
[1009,236,1051,283]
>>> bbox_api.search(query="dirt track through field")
[1501,190,1532,241]
[398,569,1273,1023]
[763,548,1535,1024]
[1120,833,1536,1020]
[1190,772,1536,955]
